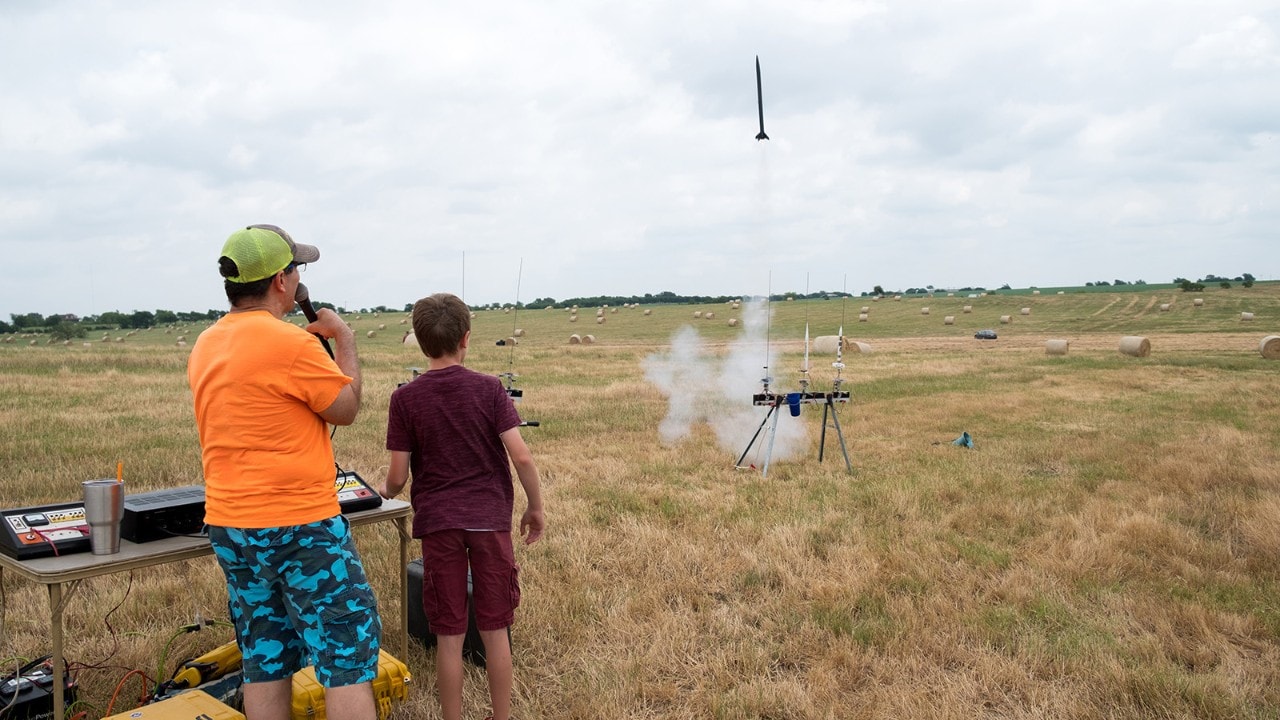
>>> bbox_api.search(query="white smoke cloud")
[643,299,809,465]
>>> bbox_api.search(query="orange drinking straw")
[117,462,123,483]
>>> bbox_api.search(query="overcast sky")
[2,1,1277,319]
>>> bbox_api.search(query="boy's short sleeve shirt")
[386,365,522,537]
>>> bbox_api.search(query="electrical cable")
[104,669,153,717]
[1,657,23,717]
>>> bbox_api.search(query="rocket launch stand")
[735,389,852,478]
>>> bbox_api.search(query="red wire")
[105,668,154,716]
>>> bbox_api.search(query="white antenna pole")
[763,271,772,393]
[509,258,522,369]
[801,273,811,392]
[804,324,810,372]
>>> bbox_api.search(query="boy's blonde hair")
[412,293,471,358]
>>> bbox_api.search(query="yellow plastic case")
[291,649,411,719]
[102,689,246,719]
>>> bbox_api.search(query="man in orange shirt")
[188,224,378,720]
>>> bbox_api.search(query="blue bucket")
[786,392,802,417]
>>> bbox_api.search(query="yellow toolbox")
[291,649,411,719]
[102,689,245,719]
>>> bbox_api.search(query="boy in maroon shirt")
[380,293,545,720]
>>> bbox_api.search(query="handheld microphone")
[294,282,334,359]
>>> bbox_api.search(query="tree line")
[2,274,1260,336]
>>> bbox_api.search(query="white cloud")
[0,0,1277,319]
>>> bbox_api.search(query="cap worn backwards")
[219,224,321,283]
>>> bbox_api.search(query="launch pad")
[735,389,852,478]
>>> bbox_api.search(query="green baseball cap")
[218,224,320,283]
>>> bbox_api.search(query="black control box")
[121,485,206,543]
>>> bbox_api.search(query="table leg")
[396,515,409,657]
[49,582,64,720]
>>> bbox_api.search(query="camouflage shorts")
[208,515,382,687]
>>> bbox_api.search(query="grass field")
[1,285,1278,719]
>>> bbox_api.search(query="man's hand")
[305,307,354,342]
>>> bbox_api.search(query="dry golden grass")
[1,288,1279,718]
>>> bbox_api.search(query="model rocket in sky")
[755,55,769,141]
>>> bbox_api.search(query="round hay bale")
[505,337,517,346]
[1020,307,1031,316]
[858,313,868,322]
[1000,315,1012,324]
[705,312,715,320]
[596,309,604,317]
[1260,336,1280,360]
[643,309,652,316]
[402,331,416,346]
[731,303,740,310]
[872,296,880,302]
[1045,339,1070,356]
[29,339,38,346]
[568,334,581,345]
[1119,336,1151,357]
[694,311,702,319]
[400,318,407,324]
[1241,312,1255,321]
[963,305,972,313]
[860,306,870,313]
[1032,290,1041,295]
[610,308,618,314]
[514,329,525,337]
[921,307,930,315]
[596,316,605,324]
[176,340,187,347]
[569,315,578,323]
[728,318,739,327]
[849,341,872,353]
[813,336,845,354]
[582,334,595,345]
[503,307,510,314]
[1193,298,1204,307]
[943,316,955,325]
[367,331,377,339]
[379,323,386,330]
[1159,304,1170,312]
[894,296,901,301]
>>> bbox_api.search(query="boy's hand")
[377,481,397,499]
[520,507,545,545]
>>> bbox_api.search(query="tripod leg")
[762,400,782,478]
[818,400,830,462]
[829,401,853,473]
[735,404,775,468]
